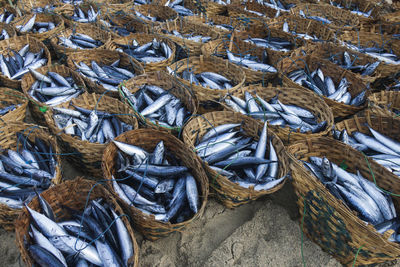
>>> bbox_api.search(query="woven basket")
[96,11,153,36]
[223,85,334,145]
[61,1,104,23]
[44,92,139,178]
[15,178,139,267]
[302,42,381,84]
[132,4,178,26]
[0,5,20,21]
[168,55,245,113]
[287,136,400,265]
[339,30,400,79]
[367,90,400,117]
[290,3,360,30]
[0,122,62,231]
[278,54,369,118]
[0,35,52,90]
[49,22,111,56]
[226,2,280,26]
[120,71,198,133]
[158,18,221,57]
[182,110,289,208]
[185,14,248,33]
[270,15,336,43]
[318,0,384,22]
[66,49,144,98]
[12,13,65,41]
[20,64,87,125]
[201,36,280,83]
[0,22,16,39]
[102,128,209,240]
[380,10,400,23]
[106,33,176,72]
[16,0,72,15]
[359,21,400,35]
[201,1,227,16]
[152,0,202,15]
[0,87,28,123]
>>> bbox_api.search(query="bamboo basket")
[223,85,334,145]
[359,21,400,35]
[158,18,222,57]
[15,178,139,267]
[0,122,62,230]
[61,2,104,23]
[201,1,227,16]
[49,22,111,56]
[278,54,369,118]
[339,30,400,79]
[120,71,198,133]
[185,14,248,33]
[226,2,281,26]
[367,90,400,117]
[66,49,144,98]
[132,4,178,26]
[12,13,65,41]
[290,3,360,30]
[0,35,52,90]
[0,5,20,22]
[102,129,209,240]
[270,15,336,43]
[168,55,246,113]
[380,10,400,23]
[317,0,384,22]
[43,92,139,178]
[21,64,87,125]
[106,33,176,72]
[182,111,289,208]
[287,136,400,265]
[16,0,73,15]
[302,42,382,84]
[152,0,202,15]
[201,36,280,83]
[0,87,28,123]
[96,11,153,36]
[0,22,16,39]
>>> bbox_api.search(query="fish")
[177,69,234,89]
[244,36,294,52]
[70,5,100,23]
[328,51,380,76]
[58,33,104,50]
[225,50,277,73]
[15,14,58,34]
[0,29,10,40]
[161,29,212,43]
[0,9,15,24]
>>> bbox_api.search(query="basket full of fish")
[96,11,152,37]
[43,92,139,178]
[0,35,52,90]
[66,49,144,98]
[102,129,209,240]
[132,4,178,26]
[290,3,360,30]
[64,2,101,24]
[16,0,74,15]
[182,111,289,208]
[0,6,18,25]
[49,22,111,55]
[287,136,400,265]
[0,22,16,41]
[0,122,62,230]
[368,90,400,117]
[168,55,246,113]
[278,54,369,118]
[12,13,65,42]
[201,36,280,83]
[226,2,285,25]
[119,70,198,133]
[106,33,176,72]
[15,178,140,267]
[21,64,87,125]
[0,87,28,123]
[185,14,248,33]
[158,18,222,57]
[222,85,334,144]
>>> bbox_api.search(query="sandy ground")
[3,161,400,267]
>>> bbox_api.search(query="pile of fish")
[161,29,212,43]
[115,38,172,64]
[171,69,235,89]
[195,122,284,190]
[224,91,327,133]
[134,10,167,23]
[329,51,380,76]
[333,126,400,177]
[70,5,100,23]
[165,0,194,16]
[53,106,134,143]
[244,36,294,52]
[255,0,293,12]
[287,68,366,106]
[0,9,15,24]
[205,21,235,32]
[58,33,104,50]
[73,59,136,92]
[341,41,400,65]
[112,140,200,223]
[0,29,10,40]
[28,69,83,107]
[0,134,57,209]
[61,0,84,4]
[0,104,20,116]
[225,49,277,73]
[15,14,57,34]
[99,18,135,37]
[328,1,373,17]
[298,10,332,25]
[243,6,280,18]
[282,21,322,42]
[0,45,48,81]
[25,197,134,266]
[303,156,398,232]
[120,84,190,128]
